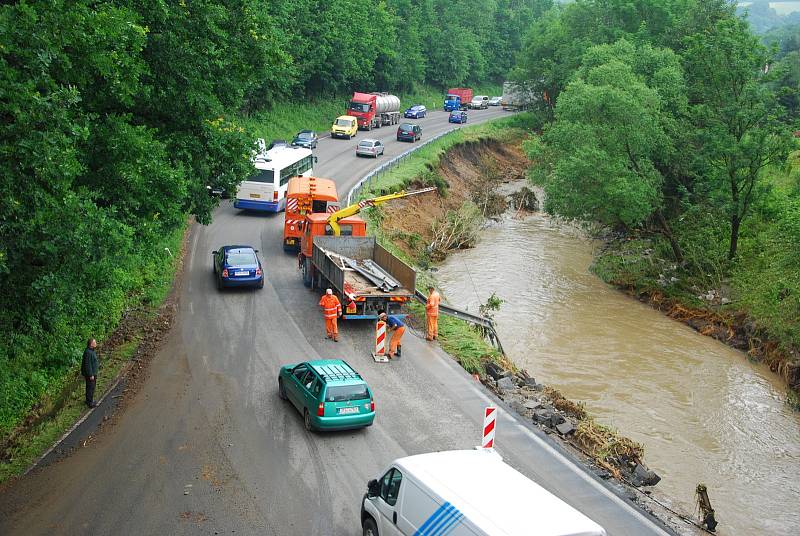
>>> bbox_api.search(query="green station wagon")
[278,359,375,431]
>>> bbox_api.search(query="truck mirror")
[367,479,380,498]
[212,250,217,255]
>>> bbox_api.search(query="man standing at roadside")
[81,338,99,408]
[379,312,405,359]
[319,288,342,341]
[425,285,441,341]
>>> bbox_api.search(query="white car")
[488,96,502,106]
[470,95,489,109]
[356,139,385,158]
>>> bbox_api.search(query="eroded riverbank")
[435,214,800,536]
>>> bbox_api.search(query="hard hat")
[326,288,333,295]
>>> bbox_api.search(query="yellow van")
[331,115,358,139]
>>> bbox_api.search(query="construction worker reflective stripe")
[318,295,342,319]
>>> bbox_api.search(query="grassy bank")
[359,115,532,372]
[240,85,503,142]
[592,147,800,401]
[0,225,186,483]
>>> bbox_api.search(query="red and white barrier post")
[372,320,388,362]
[481,406,497,449]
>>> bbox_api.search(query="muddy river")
[435,213,800,536]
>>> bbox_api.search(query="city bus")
[234,145,316,212]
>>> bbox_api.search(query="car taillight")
[222,269,228,278]
[256,267,262,276]
[273,191,278,201]
[370,400,375,412]
[317,403,324,417]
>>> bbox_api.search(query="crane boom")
[327,187,437,235]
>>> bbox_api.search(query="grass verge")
[0,224,186,484]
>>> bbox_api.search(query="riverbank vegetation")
[0,0,547,452]
[517,0,800,395]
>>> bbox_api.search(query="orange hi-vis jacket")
[319,294,342,319]
[426,290,441,317]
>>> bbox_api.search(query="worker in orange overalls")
[379,312,405,359]
[318,288,342,341]
[425,284,441,341]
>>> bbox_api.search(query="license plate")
[234,271,249,276]
[250,193,261,198]
[338,407,358,415]
[287,239,295,244]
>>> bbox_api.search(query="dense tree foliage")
[519,0,796,265]
[0,0,542,434]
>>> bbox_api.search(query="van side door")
[374,468,405,535]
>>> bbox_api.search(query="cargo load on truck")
[348,92,401,130]
[283,176,339,251]
[312,236,416,318]
[362,449,607,536]
[444,88,473,111]
[501,81,536,111]
[297,188,436,319]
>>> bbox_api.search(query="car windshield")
[349,102,370,113]
[411,106,422,110]
[336,118,352,126]
[296,132,313,139]
[358,141,373,147]
[226,252,257,266]
[399,124,412,130]
[325,384,369,402]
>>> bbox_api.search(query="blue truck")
[443,88,473,112]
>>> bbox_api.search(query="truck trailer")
[444,88,473,111]
[348,92,401,130]
[501,81,536,111]
[308,235,416,319]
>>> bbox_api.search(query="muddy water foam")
[436,214,800,536]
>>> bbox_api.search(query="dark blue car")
[404,105,427,119]
[449,110,468,124]
[212,245,264,290]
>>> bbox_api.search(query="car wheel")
[363,517,379,536]
[257,278,264,289]
[303,409,313,432]
[278,378,288,400]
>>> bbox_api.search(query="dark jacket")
[81,347,99,378]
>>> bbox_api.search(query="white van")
[361,449,606,536]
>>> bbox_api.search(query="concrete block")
[509,401,528,415]
[524,400,542,410]
[549,413,566,428]
[633,463,661,486]
[496,376,515,392]
[484,362,506,380]
[555,421,575,436]
[533,409,553,425]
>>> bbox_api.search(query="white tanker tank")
[348,92,402,129]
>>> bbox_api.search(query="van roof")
[337,115,357,121]
[395,450,606,536]
[286,176,338,201]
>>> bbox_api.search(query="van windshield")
[336,118,353,126]
[325,384,369,402]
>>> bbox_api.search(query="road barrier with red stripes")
[482,406,497,449]
[372,320,388,362]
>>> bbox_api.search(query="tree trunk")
[655,208,684,264]
[728,213,740,260]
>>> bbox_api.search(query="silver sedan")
[355,139,385,158]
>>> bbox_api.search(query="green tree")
[683,16,791,259]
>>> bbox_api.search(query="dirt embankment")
[378,138,531,259]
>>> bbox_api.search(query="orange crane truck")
[298,188,435,319]
[283,176,339,251]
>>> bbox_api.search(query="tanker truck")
[347,92,401,130]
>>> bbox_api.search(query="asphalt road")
[0,107,675,535]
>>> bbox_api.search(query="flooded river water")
[436,213,800,535]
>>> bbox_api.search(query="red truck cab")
[348,92,378,130]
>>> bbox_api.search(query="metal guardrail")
[346,127,458,205]
[414,291,506,356]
